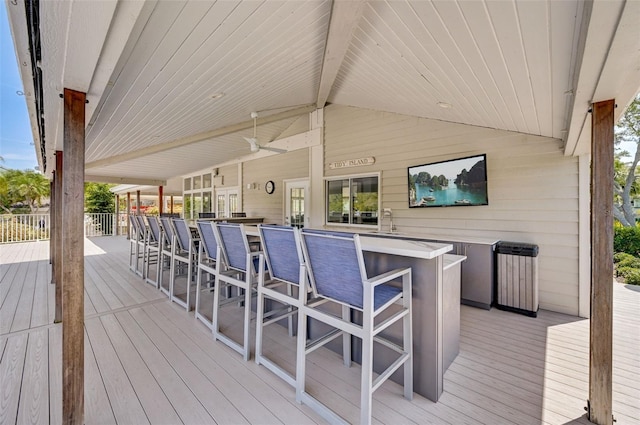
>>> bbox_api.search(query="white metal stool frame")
[255,225,306,386]
[297,229,413,425]
[158,216,176,297]
[144,216,162,288]
[194,220,222,330]
[169,218,199,311]
[211,222,260,361]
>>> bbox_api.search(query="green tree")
[85,182,115,214]
[0,168,49,213]
[614,95,640,227]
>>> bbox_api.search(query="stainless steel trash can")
[495,241,539,317]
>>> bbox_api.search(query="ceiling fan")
[243,112,287,154]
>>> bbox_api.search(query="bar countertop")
[244,226,452,259]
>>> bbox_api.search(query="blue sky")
[0,2,38,171]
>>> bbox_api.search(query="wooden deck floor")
[1,237,638,424]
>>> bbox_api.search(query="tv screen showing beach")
[408,154,488,208]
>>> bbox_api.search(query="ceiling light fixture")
[437,102,452,109]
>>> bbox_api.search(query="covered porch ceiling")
[7,0,640,183]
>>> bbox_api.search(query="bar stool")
[212,222,259,361]
[298,229,413,425]
[145,216,162,288]
[135,215,150,279]
[128,215,144,277]
[256,225,351,388]
[169,218,199,311]
[158,216,176,297]
[194,220,220,329]
[255,225,305,386]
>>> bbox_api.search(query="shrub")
[617,256,640,269]
[614,252,636,263]
[625,269,640,285]
[613,226,640,257]
[615,266,637,278]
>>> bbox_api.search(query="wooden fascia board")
[85,104,316,169]
[316,0,366,108]
[564,0,627,156]
[85,0,152,124]
[63,0,118,93]
[85,175,166,186]
[6,0,45,175]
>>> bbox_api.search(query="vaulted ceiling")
[7,0,640,183]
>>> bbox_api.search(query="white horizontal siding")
[242,149,309,224]
[324,105,580,315]
[216,164,239,187]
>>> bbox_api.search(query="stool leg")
[255,287,265,365]
[403,272,413,399]
[212,274,221,340]
[242,276,251,361]
[342,305,351,367]
[361,282,375,425]
[295,307,308,404]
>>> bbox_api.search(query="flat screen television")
[408,154,488,208]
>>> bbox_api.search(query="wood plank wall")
[323,105,580,316]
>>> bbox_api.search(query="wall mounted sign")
[329,157,375,169]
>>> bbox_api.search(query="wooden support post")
[126,192,131,239]
[49,179,54,266]
[62,88,85,424]
[158,185,164,215]
[170,195,174,214]
[115,194,120,236]
[54,152,63,323]
[588,99,614,425]
[136,190,141,215]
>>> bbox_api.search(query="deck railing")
[0,214,51,244]
[0,213,126,243]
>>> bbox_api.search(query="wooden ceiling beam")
[316,0,366,108]
[85,104,316,169]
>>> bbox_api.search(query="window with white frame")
[183,173,213,219]
[326,174,379,226]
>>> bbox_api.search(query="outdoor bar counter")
[246,226,462,402]
[357,234,463,402]
[304,231,463,403]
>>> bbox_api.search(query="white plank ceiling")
[9,0,638,182]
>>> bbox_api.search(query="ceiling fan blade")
[260,146,287,154]
[242,114,286,154]
[243,137,260,152]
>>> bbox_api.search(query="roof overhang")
[6,0,639,182]
[564,0,640,156]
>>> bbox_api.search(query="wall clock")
[265,180,275,194]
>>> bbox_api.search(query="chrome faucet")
[383,208,394,232]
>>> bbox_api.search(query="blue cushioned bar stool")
[298,229,413,425]
[169,218,199,311]
[135,215,151,280]
[255,225,308,386]
[128,214,144,277]
[194,220,222,329]
[158,216,176,297]
[145,216,162,288]
[212,222,260,361]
